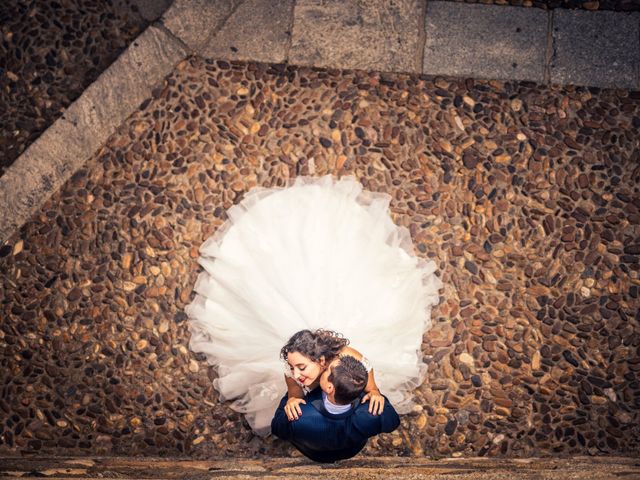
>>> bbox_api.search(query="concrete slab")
[423,2,548,82]
[161,0,244,52]
[290,0,424,73]
[550,10,640,89]
[132,0,174,21]
[201,0,293,63]
[0,25,187,245]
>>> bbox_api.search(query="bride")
[185,175,442,436]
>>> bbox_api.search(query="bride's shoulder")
[338,346,372,372]
[339,345,363,360]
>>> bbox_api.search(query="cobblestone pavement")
[0,0,148,176]
[1,57,638,458]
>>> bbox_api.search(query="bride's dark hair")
[280,329,349,363]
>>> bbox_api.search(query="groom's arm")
[353,395,400,437]
[271,394,293,441]
[378,397,400,433]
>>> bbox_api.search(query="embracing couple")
[270,329,400,463]
[185,176,443,463]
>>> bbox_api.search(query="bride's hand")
[284,397,306,421]
[362,390,385,415]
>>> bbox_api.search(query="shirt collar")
[322,391,352,414]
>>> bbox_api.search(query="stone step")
[1,456,639,479]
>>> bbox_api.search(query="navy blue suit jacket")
[271,388,400,463]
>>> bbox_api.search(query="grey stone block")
[290,0,423,73]
[0,25,187,245]
[551,10,640,89]
[162,0,243,52]
[132,0,174,21]
[424,2,548,82]
[61,25,186,137]
[0,119,79,241]
[201,0,293,63]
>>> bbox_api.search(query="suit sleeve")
[379,397,400,433]
[354,395,400,437]
[271,394,292,441]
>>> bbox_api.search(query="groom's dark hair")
[328,355,368,405]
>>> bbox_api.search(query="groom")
[271,355,400,463]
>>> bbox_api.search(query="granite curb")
[424,2,549,83]
[132,0,174,21]
[1,0,638,245]
[0,24,188,245]
[423,1,639,87]
[550,9,640,89]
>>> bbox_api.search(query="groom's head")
[320,355,368,405]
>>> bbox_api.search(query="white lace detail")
[360,356,372,373]
[282,359,293,378]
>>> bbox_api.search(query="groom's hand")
[362,390,385,415]
[284,397,306,421]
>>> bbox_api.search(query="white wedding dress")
[185,176,442,436]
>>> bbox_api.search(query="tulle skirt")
[185,175,442,436]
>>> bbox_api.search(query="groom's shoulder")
[295,397,325,422]
[352,402,382,422]
[300,398,323,415]
[291,401,328,435]
[351,396,400,434]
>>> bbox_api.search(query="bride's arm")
[341,346,380,391]
[284,375,306,421]
[364,367,380,395]
[285,374,305,399]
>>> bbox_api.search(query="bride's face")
[287,352,325,387]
